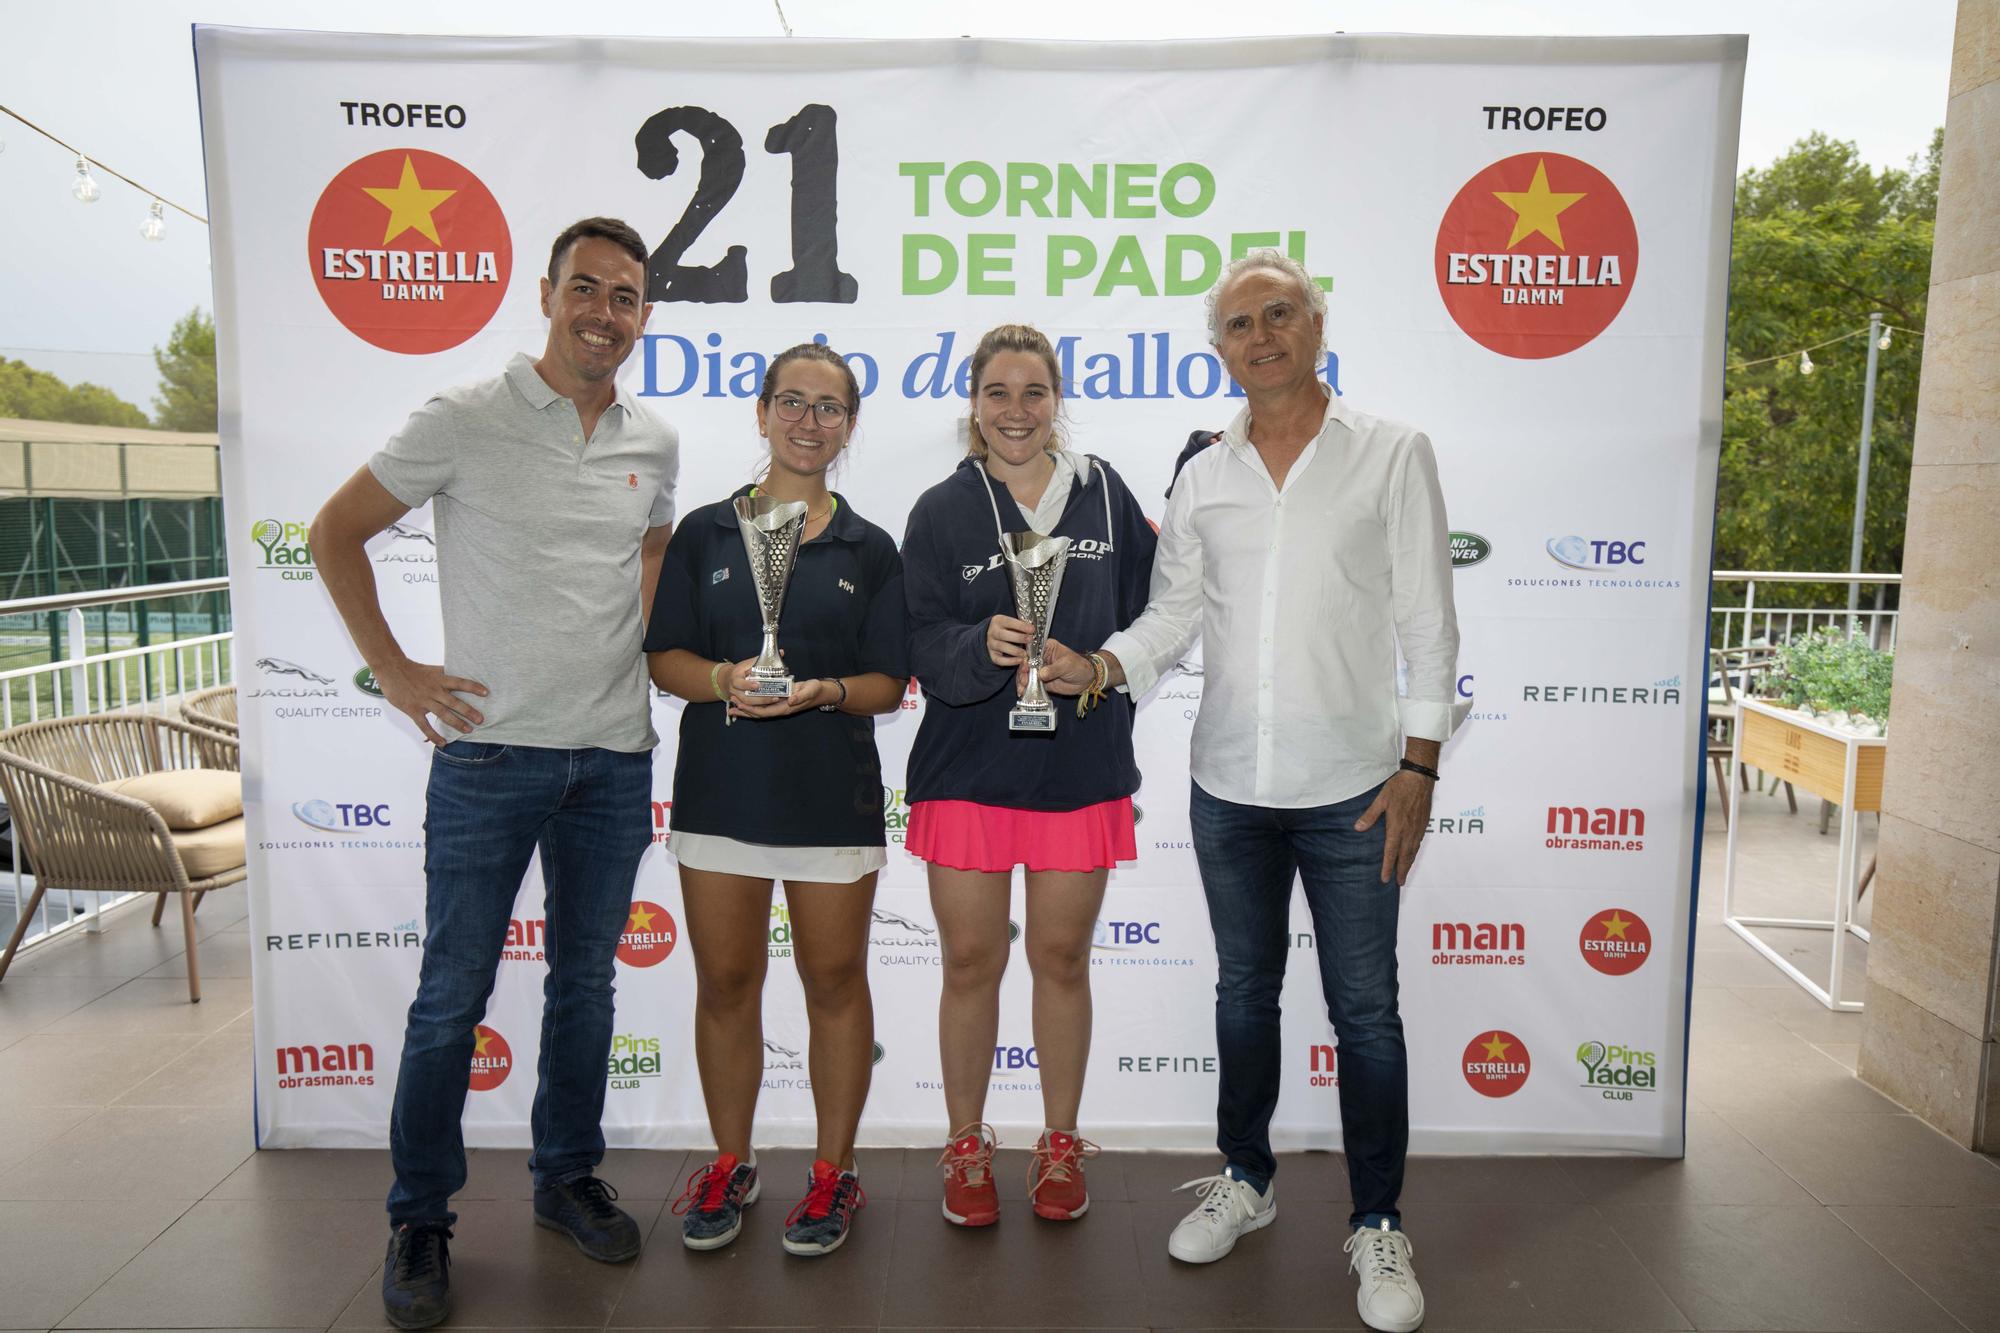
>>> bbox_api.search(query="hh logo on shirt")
[838,578,856,595]
[711,568,730,585]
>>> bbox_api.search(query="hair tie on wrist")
[710,661,730,701]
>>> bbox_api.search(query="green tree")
[1719,130,1939,587]
[151,308,217,432]
[0,358,149,427]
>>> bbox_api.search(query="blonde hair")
[964,323,1067,459]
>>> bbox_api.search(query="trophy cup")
[1002,531,1071,732]
[733,494,809,697]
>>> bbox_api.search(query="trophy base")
[1008,705,1057,733]
[746,673,794,698]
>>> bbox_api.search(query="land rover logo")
[1449,532,1491,568]
[353,667,383,697]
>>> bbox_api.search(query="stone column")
[1858,0,2000,1149]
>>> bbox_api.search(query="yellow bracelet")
[710,661,730,700]
[1076,652,1111,718]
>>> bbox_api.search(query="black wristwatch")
[1399,757,1441,782]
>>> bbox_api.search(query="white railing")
[0,578,233,956]
[1710,571,1902,655]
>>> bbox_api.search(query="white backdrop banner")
[195,28,1744,1155]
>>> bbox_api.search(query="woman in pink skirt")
[899,324,1158,1227]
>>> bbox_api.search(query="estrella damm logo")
[468,1024,512,1091]
[308,148,511,354]
[617,901,676,968]
[1579,908,1653,976]
[1462,1030,1531,1097]
[1434,153,1638,359]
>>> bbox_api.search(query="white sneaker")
[1165,1171,1276,1263]
[1344,1220,1425,1332]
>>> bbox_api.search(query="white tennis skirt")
[667,830,887,884]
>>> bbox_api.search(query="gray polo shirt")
[369,354,678,751]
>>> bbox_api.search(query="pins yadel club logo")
[1576,1040,1657,1100]
[1462,1029,1531,1097]
[617,900,677,967]
[468,1023,513,1091]
[309,148,512,354]
[1435,153,1638,359]
[1579,908,1653,976]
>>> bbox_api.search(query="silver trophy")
[1002,531,1071,733]
[733,494,809,697]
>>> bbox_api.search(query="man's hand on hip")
[1354,770,1434,886]
[376,658,489,745]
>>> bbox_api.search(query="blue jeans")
[386,741,654,1226]
[1190,779,1407,1230]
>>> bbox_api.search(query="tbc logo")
[309,148,512,355]
[1093,920,1161,946]
[468,1024,512,1091]
[1579,908,1652,976]
[293,799,392,833]
[275,1041,375,1089]
[251,519,315,580]
[1547,536,1646,570]
[1308,1043,1339,1088]
[1434,152,1639,359]
[1462,1030,1531,1097]
[993,1044,1039,1072]
[617,901,676,967]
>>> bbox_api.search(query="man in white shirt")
[1049,251,1458,1333]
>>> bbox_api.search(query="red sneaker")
[1028,1129,1099,1221]
[937,1122,1000,1227]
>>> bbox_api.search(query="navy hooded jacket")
[901,454,1158,811]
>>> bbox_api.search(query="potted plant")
[1765,627,1894,736]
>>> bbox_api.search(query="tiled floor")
[1,786,1995,1332]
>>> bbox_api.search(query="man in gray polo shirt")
[310,217,676,1330]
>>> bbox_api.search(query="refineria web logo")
[469,1024,512,1091]
[1579,908,1653,976]
[1434,152,1638,359]
[309,148,512,354]
[1462,1030,1531,1097]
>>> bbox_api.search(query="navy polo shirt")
[644,486,908,847]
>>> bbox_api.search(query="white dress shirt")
[1102,390,1463,809]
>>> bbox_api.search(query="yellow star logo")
[1492,159,1586,250]
[1600,911,1632,939]
[473,1028,492,1057]
[362,155,456,246]
[1480,1033,1511,1061]
[628,903,655,933]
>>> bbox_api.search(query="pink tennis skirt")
[905,797,1138,873]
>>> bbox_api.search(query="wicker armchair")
[0,714,244,1001]
[182,684,239,736]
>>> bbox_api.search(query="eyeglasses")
[771,394,850,427]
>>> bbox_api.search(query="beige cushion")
[171,816,246,880]
[108,770,243,830]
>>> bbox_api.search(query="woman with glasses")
[645,342,908,1258]
[899,324,1158,1228]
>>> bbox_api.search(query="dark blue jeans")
[386,741,654,1226]
[1190,779,1407,1230]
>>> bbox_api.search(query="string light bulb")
[1877,328,1892,351]
[139,199,165,241]
[1798,350,1814,375]
[70,156,100,203]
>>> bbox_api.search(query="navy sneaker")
[533,1175,641,1262]
[782,1159,865,1256]
[674,1152,761,1251]
[381,1222,452,1330]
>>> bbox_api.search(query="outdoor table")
[1720,698,1886,1011]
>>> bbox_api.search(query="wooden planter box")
[1737,701,1885,813]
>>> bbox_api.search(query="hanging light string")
[1729,322,1924,373]
[0,103,208,224]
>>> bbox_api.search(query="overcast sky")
[0,0,1960,413]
